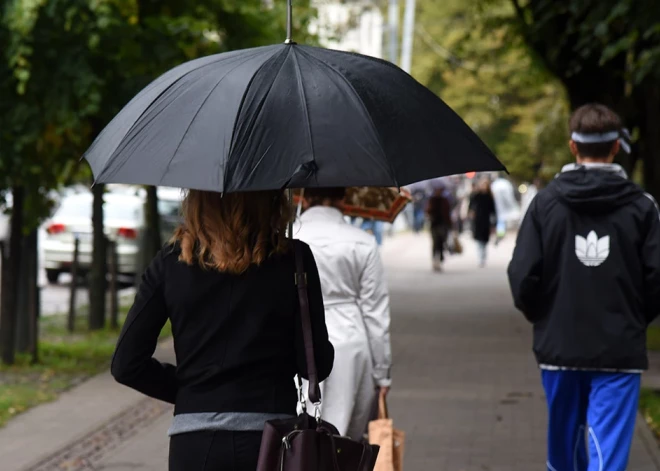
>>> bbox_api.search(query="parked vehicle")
[106,184,183,243]
[156,187,184,243]
[42,192,145,284]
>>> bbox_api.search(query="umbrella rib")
[96,49,273,183]
[290,49,316,173]
[159,53,275,185]
[298,48,398,188]
[309,48,504,174]
[224,47,291,191]
[93,57,228,176]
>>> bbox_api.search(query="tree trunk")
[145,186,161,257]
[29,231,40,364]
[640,84,660,202]
[89,184,107,331]
[0,187,25,365]
[15,229,37,353]
[135,186,161,289]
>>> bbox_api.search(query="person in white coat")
[296,187,392,440]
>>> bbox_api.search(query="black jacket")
[469,192,496,242]
[508,164,660,370]
[111,240,334,416]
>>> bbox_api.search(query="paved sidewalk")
[2,232,660,470]
[384,234,660,471]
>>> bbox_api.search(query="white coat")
[295,206,392,440]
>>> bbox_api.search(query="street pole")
[400,0,416,73]
[388,0,399,65]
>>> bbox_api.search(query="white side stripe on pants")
[588,427,604,471]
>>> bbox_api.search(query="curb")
[638,411,660,470]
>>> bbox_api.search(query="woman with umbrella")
[296,187,392,440]
[111,190,335,470]
[85,3,504,465]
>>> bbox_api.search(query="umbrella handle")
[285,0,294,44]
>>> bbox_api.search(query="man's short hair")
[569,104,623,158]
[303,187,346,207]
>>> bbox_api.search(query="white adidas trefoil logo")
[575,231,610,267]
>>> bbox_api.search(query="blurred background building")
[310,1,384,58]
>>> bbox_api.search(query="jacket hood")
[548,163,643,214]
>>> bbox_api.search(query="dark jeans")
[431,225,448,262]
[169,430,262,471]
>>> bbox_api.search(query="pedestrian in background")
[361,218,385,246]
[469,178,496,267]
[508,103,660,471]
[519,177,541,222]
[408,181,430,234]
[297,187,392,440]
[427,186,452,272]
[111,190,334,471]
[490,174,520,245]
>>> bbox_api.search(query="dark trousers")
[431,225,448,262]
[169,430,262,471]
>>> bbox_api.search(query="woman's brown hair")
[172,190,292,274]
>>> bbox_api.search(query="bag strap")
[293,240,321,404]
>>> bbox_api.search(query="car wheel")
[46,269,61,284]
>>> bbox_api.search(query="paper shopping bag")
[369,394,405,471]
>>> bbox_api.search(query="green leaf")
[601,32,638,64]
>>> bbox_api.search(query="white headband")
[571,130,631,154]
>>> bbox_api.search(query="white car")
[42,192,145,284]
[157,187,184,243]
[106,185,184,242]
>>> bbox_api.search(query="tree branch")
[511,0,528,26]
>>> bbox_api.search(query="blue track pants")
[542,370,641,471]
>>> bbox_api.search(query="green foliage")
[511,0,660,87]
[508,0,660,198]
[0,0,317,226]
[647,325,660,352]
[639,389,660,442]
[412,0,570,183]
[0,305,172,427]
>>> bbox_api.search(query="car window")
[54,197,93,219]
[105,199,143,221]
[54,196,143,221]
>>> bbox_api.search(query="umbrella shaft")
[286,0,293,43]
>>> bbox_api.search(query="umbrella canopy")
[84,44,505,193]
[293,187,411,223]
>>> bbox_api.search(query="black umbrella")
[84,4,505,192]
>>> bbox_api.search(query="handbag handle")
[293,240,322,404]
[378,393,389,420]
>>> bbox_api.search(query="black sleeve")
[111,251,177,403]
[507,197,544,322]
[294,243,335,383]
[642,198,660,324]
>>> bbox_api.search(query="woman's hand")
[379,386,390,397]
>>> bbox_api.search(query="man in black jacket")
[508,104,660,471]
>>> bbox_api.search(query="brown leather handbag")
[256,241,380,471]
